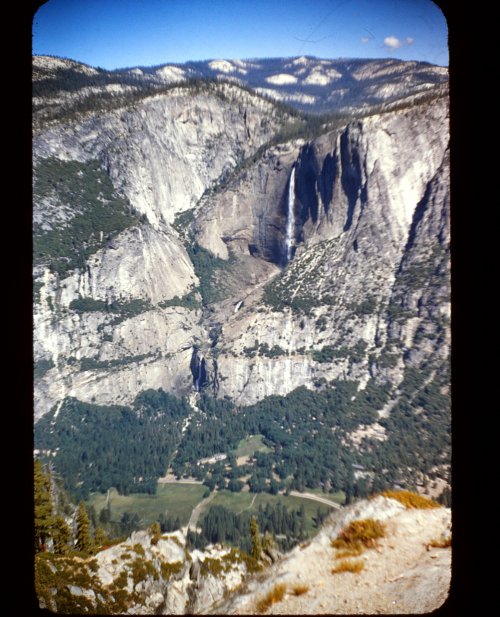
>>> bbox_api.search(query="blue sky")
[32,0,448,70]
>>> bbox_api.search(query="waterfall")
[195,354,205,391]
[190,348,205,392]
[195,354,203,391]
[284,166,296,265]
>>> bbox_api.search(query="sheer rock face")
[204,99,449,405]
[33,85,284,229]
[33,84,287,419]
[33,59,449,417]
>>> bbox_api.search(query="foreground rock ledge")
[214,496,451,615]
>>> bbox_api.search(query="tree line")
[35,459,108,555]
[35,366,450,508]
[187,501,329,554]
[35,389,190,500]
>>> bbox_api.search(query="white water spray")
[285,166,296,264]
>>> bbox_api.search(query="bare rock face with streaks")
[33,55,450,438]
[195,98,449,405]
[33,80,289,418]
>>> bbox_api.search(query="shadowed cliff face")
[295,144,321,227]
[339,124,364,232]
[199,97,449,406]
[190,350,207,391]
[317,152,337,214]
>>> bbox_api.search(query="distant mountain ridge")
[33,54,448,114]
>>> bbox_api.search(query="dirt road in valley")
[235,493,257,515]
[158,478,203,484]
[289,491,342,509]
[188,490,217,530]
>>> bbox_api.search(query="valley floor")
[86,483,344,541]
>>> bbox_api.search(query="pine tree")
[87,504,98,528]
[52,516,71,554]
[250,515,262,561]
[75,502,93,554]
[299,516,306,540]
[261,531,275,553]
[93,526,108,549]
[34,459,54,552]
[149,521,161,545]
[99,502,111,524]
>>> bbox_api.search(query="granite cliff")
[33,56,449,423]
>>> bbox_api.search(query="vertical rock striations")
[207,96,449,405]
[33,59,449,419]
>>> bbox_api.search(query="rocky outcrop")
[35,495,451,615]
[35,528,258,615]
[214,496,451,615]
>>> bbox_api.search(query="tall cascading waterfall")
[195,354,204,391]
[190,349,206,392]
[284,166,296,265]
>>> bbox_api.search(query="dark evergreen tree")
[93,526,108,549]
[120,511,141,536]
[149,522,161,545]
[87,504,98,528]
[52,516,71,554]
[75,501,93,553]
[34,460,54,552]
[99,502,111,524]
[250,516,262,561]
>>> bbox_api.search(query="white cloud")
[361,36,370,44]
[383,36,415,50]
[384,36,402,49]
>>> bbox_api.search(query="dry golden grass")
[291,584,310,596]
[334,546,364,559]
[331,518,386,554]
[427,536,451,549]
[256,583,287,613]
[379,490,440,509]
[331,559,365,574]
